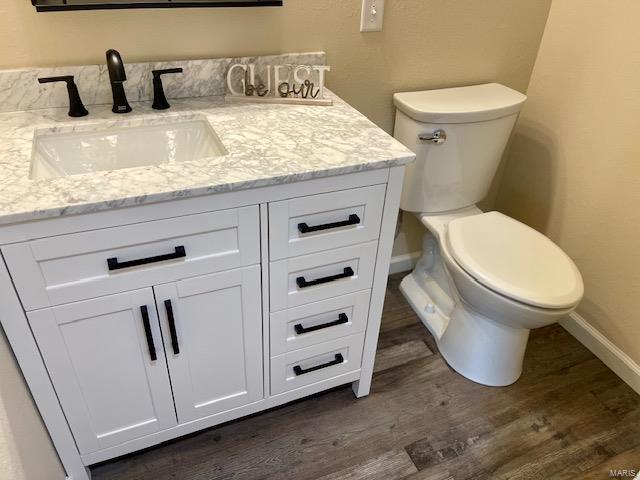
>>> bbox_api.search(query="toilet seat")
[446,212,583,309]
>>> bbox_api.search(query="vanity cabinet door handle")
[296,267,354,289]
[293,353,345,376]
[140,306,157,362]
[164,300,180,355]
[294,313,349,335]
[298,214,361,234]
[107,246,186,271]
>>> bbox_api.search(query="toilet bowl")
[393,83,584,386]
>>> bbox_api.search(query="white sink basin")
[30,118,227,179]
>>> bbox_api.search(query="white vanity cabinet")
[0,167,405,480]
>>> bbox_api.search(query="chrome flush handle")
[418,129,447,144]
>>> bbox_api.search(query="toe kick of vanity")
[0,166,406,467]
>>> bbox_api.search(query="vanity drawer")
[3,206,259,310]
[269,184,386,260]
[270,290,371,356]
[269,241,377,312]
[270,333,364,395]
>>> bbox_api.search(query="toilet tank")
[393,83,526,214]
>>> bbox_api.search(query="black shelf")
[32,0,282,12]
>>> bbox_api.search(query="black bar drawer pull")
[296,267,354,289]
[295,313,349,335]
[140,306,157,361]
[107,246,186,271]
[164,300,180,355]
[298,214,361,234]
[293,353,345,376]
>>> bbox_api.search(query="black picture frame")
[32,0,283,12]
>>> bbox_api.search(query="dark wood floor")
[92,274,640,480]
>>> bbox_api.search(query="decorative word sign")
[225,63,333,106]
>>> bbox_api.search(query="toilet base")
[438,303,530,386]
[400,269,530,387]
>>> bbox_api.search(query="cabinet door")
[27,289,177,455]
[155,266,263,424]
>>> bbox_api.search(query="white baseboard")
[388,251,421,275]
[560,312,640,395]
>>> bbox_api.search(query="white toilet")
[393,83,584,387]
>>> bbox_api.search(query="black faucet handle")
[38,75,89,118]
[38,75,75,84]
[152,68,184,78]
[152,68,183,110]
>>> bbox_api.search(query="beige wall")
[0,1,552,478]
[497,0,640,365]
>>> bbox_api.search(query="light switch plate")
[360,0,385,32]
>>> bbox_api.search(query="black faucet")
[106,49,132,114]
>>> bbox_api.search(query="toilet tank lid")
[447,212,584,309]
[393,83,527,124]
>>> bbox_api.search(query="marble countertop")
[0,90,415,226]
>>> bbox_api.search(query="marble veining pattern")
[0,52,326,113]
[0,90,414,226]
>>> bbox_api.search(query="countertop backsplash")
[0,52,326,113]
